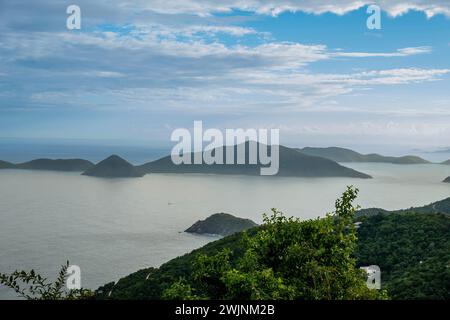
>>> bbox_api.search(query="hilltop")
[298,147,430,164]
[356,196,450,217]
[185,213,258,236]
[139,143,371,179]
[444,177,450,183]
[0,160,15,169]
[82,155,144,178]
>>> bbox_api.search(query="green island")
[185,213,258,236]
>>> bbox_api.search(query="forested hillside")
[96,191,450,300]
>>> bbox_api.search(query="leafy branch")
[0,261,93,300]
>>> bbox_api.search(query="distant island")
[185,213,258,236]
[0,158,94,171]
[16,159,94,171]
[0,160,15,169]
[298,147,430,164]
[357,196,450,217]
[444,177,450,183]
[139,143,372,179]
[442,159,450,165]
[7,144,442,178]
[82,155,144,178]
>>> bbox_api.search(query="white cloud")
[1,25,447,112]
[356,68,450,84]
[334,47,432,58]
[84,71,125,78]
[117,0,450,17]
[179,25,259,37]
[279,121,450,138]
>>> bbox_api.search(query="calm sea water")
[0,163,449,299]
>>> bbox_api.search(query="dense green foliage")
[97,187,384,300]
[356,212,450,299]
[356,196,450,217]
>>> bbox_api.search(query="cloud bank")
[0,0,449,146]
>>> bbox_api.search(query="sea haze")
[0,163,449,299]
[0,139,170,164]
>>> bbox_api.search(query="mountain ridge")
[16,158,94,171]
[0,158,94,171]
[139,143,372,179]
[0,146,371,179]
[0,160,15,169]
[298,146,430,164]
[82,155,144,178]
[356,197,450,217]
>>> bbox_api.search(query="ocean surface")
[0,163,449,299]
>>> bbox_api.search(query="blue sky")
[0,1,450,152]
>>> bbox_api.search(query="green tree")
[161,278,201,300]
[163,186,386,300]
